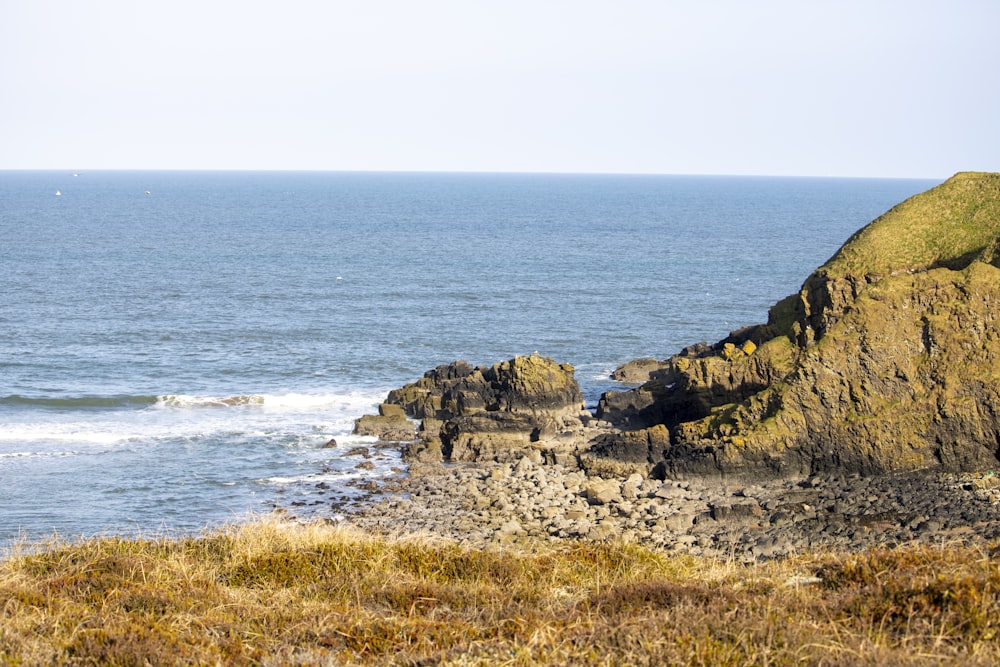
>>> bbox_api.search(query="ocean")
[0,171,937,545]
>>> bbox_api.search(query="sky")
[2,0,998,178]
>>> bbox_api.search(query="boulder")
[441,413,536,462]
[581,424,672,478]
[388,352,584,421]
[352,403,415,441]
[585,479,622,505]
[610,357,668,383]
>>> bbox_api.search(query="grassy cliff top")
[820,171,1000,278]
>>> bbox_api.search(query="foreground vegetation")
[1,518,998,665]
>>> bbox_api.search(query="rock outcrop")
[355,353,596,464]
[596,172,1000,480]
[352,402,416,441]
[353,173,1000,484]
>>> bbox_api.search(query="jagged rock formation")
[353,173,1000,483]
[355,353,596,464]
[596,172,1000,480]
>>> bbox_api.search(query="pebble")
[303,458,1000,561]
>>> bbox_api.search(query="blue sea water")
[0,171,938,545]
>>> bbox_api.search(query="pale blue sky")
[2,0,997,177]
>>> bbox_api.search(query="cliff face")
[598,172,1000,479]
[660,261,1000,478]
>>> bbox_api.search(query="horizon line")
[0,167,950,181]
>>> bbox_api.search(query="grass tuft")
[1,517,998,665]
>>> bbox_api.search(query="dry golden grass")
[2,516,999,665]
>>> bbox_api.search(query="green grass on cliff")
[820,172,1000,279]
[2,517,999,665]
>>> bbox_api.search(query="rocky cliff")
[354,173,1000,483]
[595,172,1000,480]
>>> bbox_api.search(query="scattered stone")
[585,479,622,506]
[345,446,372,458]
[315,175,1000,559]
[327,461,1000,562]
[710,501,763,523]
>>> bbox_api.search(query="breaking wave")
[154,391,383,412]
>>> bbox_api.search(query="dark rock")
[386,353,583,422]
[585,425,671,469]
[769,510,792,525]
[594,382,674,430]
[441,412,537,462]
[610,357,669,383]
[710,501,764,524]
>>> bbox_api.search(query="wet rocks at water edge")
[333,345,1000,559]
[352,403,415,441]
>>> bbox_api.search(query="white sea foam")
[155,394,264,408]
[259,464,395,488]
[0,425,132,446]
[587,367,618,382]
[155,390,384,414]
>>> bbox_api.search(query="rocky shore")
[320,458,1000,561]
[287,173,1000,560]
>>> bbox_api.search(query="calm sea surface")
[0,171,937,545]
